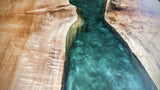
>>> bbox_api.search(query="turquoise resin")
[62,0,157,90]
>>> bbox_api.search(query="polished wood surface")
[0,0,76,90]
[106,0,160,89]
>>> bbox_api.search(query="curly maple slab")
[106,0,160,89]
[0,0,77,90]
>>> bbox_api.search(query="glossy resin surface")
[62,0,157,90]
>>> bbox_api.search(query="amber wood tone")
[106,0,160,89]
[0,0,77,90]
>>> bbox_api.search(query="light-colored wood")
[106,0,160,89]
[0,0,77,90]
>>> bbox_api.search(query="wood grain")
[0,0,77,90]
[106,0,160,89]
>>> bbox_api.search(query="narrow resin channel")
[62,0,157,90]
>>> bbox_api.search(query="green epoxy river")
[62,0,157,90]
